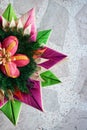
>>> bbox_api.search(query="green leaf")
[40,70,61,87]
[0,99,22,125]
[37,29,52,44]
[3,3,17,22]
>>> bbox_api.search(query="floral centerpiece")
[0,4,67,125]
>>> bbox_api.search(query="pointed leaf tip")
[3,3,17,22]
[37,29,52,44]
[0,99,22,125]
[40,70,61,87]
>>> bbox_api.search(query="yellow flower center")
[0,48,11,65]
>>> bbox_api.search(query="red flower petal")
[1,62,20,78]
[33,47,47,59]
[11,54,29,67]
[13,88,23,101]
[2,36,18,56]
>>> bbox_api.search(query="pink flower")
[0,36,29,78]
[2,8,37,42]
[20,8,37,42]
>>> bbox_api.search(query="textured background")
[0,0,87,130]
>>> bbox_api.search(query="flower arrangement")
[0,4,67,125]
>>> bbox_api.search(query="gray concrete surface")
[0,0,87,130]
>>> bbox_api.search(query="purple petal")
[0,16,2,26]
[0,98,8,108]
[38,47,67,69]
[14,79,43,111]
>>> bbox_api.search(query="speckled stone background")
[0,0,87,130]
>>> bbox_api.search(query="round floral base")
[0,4,67,125]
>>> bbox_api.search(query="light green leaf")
[40,70,61,87]
[3,3,17,22]
[0,99,22,125]
[37,29,52,44]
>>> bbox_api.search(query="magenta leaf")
[15,79,43,111]
[39,47,67,69]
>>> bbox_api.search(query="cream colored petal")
[2,16,8,28]
[30,72,40,81]
[30,65,44,81]
[9,17,16,28]
[30,72,44,82]
[35,58,49,64]
[36,66,41,72]
[35,58,41,64]
[24,24,31,35]
[0,89,4,104]
[19,11,29,27]
[0,61,3,64]
[7,89,14,101]
[17,19,23,29]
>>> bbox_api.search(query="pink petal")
[2,36,18,56]
[11,54,29,67]
[24,8,35,29]
[30,32,37,42]
[20,8,35,29]
[1,62,20,78]
[19,8,37,41]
